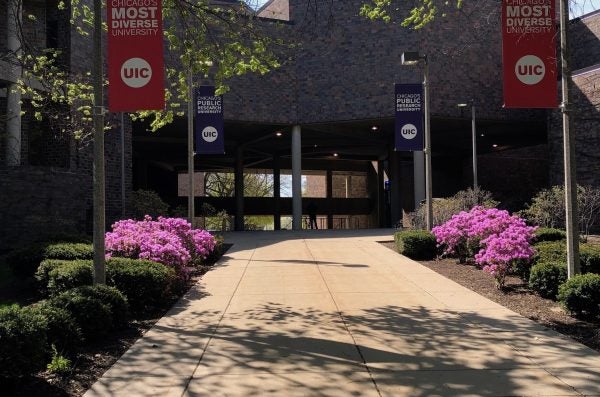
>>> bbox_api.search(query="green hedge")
[35,259,77,294]
[75,285,129,328]
[37,258,173,311]
[558,273,600,319]
[106,258,175,311]
[534,227,566,242]
[43,243,93,261]
[394,230,437,260]
[0,305,48,379]
[529,261,567,300]
[49,289,113,341]
[26,301,82,353]
[7,241,92,279]
[534,241,600,274]
[47,260,93,295]
[581,244,600,274]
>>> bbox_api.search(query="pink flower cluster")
[105,216,217,282]
[432,206,536,287]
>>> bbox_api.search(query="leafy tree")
[6,0,287,140]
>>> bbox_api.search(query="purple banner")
[395,83,424,151]
[195,86,224,154]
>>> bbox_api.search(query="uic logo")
[515,55,545,85]
[121,58,152,88]
[400,124,417,140]
[202,126,218,143]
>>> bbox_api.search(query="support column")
[273,155,281,230]
[326,169,333,229]
[377,161,385,228]
[234,146,244,231]
[413,151,425,208]
[389,150,401,226]
[5,0,22,166]
[292,125,302,230]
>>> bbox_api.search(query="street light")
[457,101,478,190]
[401,51,433,231]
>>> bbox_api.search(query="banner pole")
[188,69,195,228]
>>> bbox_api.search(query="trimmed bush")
[394,230,437,260]
[35,259,87,295]
[0,305,48,379]
[49,290,113,341]
[533,241,600,274]
[534,228,566,242]
[47,260,93,295]
[106,258,175,310]
[74,285,129,328]
[581,244,600,274]
[533,241,566,264]
[6,239,92,279]
[529,261,567,299]
[557,273,600,319]
[43,243,93,261]
[25,301,82,353]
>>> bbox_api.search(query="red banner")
[502,0,558,108]
[107,0,165,112]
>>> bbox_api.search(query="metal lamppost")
[457,101,478,190]
[401,51,433,231]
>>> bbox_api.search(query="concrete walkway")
[86,230,600,396]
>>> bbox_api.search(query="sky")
[244,0,600,18]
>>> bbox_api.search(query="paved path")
[86,230,600,396]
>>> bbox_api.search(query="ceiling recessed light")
[314,144,318,148]
[480,133,485,137]
[333,153,339,157]
[492,144,498,148]
[371,125,379,131]
[275,131,282,137]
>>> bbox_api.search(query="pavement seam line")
[180,243,255,397]
[303,238,384,397]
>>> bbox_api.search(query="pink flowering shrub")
[432,206,536,288]
[105,216,217,285]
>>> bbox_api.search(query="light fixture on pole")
[401,51,433,231]
[457,101,478,190]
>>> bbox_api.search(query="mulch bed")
[381,241,600,353]
[3,245,232,397]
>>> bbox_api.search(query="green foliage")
[74,285,129,328]
[0,305,48,379]
[533,241,566,264]
[47,260,93,295]
[534,228,566,242]
[7,238,92,279]
[36,259,84,294]
[410,187,498,229]
[49,290,113,341]
[106,258,175,311]
[558,274,600,319]
[529,262,567,300]
[43,243,93,260]
[394,230,437,260]
[204,235,226,264]
[581,244,600,274]
[26,301,82,353]
[359,0,463,28]
[533,241,600,274]
[522,185,600,238]
[130,190,170,219]
[47,345,71,375]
